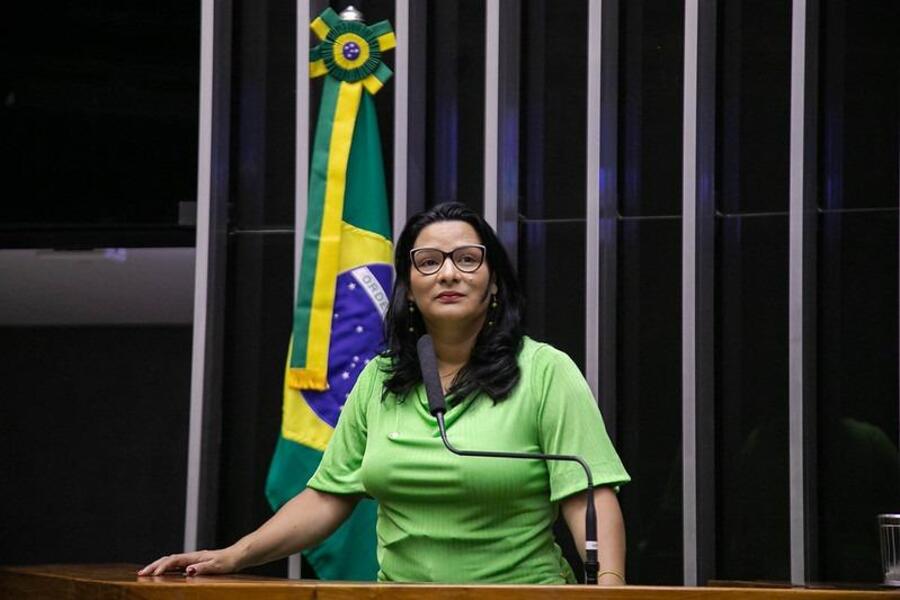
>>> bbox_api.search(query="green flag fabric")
[265,7,395,580]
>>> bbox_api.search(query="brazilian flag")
[265,7,395,581]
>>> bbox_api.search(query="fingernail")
[186,567,196,576]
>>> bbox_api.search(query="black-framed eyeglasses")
[410,244,486,275]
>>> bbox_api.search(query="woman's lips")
[436,292,464,303]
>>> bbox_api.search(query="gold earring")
[488,294,498,326]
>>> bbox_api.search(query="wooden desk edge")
[1,564,898,600]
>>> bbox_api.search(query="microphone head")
[416,334,446,416]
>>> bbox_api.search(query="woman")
[140,202,629,585]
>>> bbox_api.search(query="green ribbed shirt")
[307,337,630,584]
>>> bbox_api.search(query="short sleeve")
[532,345,631,501]
[306,359,381,495]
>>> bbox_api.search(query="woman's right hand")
[137,488,355,578]
[138,547,242,577]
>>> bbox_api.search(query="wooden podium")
[1,564,898,599]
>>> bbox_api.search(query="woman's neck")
[426,315,485,371]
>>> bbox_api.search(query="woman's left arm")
[560,486,626,586]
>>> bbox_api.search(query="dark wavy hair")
[382,202,524,403]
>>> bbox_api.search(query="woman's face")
[408,220,497,329]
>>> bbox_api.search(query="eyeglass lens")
[413,246,484,274]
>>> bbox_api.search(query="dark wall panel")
[425,0,485,212]
[1,3,199,228]
[518,220,586,369]
[0,326,191,565]
[618,0,684,218]
[616,218,683,584]
[519,0,587,221]
[817,212,900,583]
[216,232,294,577]
[715,216,790,581]
[817,0,900,584]
[714,0,791,582]
[616,0,684,584]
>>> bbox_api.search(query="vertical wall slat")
[597,0,619,438]
[586,0,620,441]
[682,0,717,585]
[496,0,520,263]
[484,0,500,228]
[586,0,602,400]
[393,0,410,238]
[396,0,427,233]
[788,0,820,585]
[183,0,214,554]
[483,0,519,258]
[695,0,718,585]
[393,0,427,237]
[184,0,232,555]
[407,1,428,223]
[597,0,619,432]
[294,0,311,304]
[682,0,699,580]
[287,0,313,580]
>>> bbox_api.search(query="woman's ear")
[490,281,499,296]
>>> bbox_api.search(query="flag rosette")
[309,8,395,93]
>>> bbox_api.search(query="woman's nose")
[436,258,459,282]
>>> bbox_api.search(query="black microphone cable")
[416,335,601,585]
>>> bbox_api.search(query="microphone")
[416,335,446,417]
[415,334,601,585]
